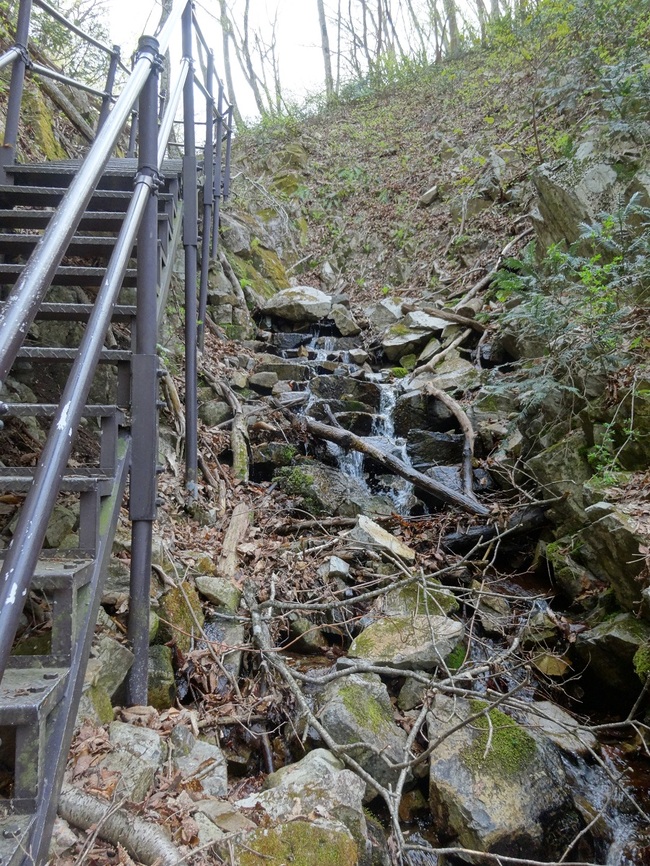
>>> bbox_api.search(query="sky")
[107,0,324,120]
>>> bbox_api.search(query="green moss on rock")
[464,700,537,777]
[156,582,204,654]
[339,682,394,735]
[633,642,650,681]
[238,820,358,866]
[23,87,66,160]
[227,252,277,301]
[251,241,291,289]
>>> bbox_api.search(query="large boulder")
[428,695,585,859]
[264,286,333,323]
[275,463,393,518]
[573,613,650,693]
[348,614,463,671]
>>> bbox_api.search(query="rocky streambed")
[48,281,650,864]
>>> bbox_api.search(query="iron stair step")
[0,467,116,493]
[0,209,169,231]
[0,234,133,259]
[0,667,68,727]
[0,814,35,866]
[30,302,136,322]
[0,263,137,287]
[8,157,183,192]
[0,403,126,419]
[16,347,131,362]
[27,557,94,593]
[0,186,173,212]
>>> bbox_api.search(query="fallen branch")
[441,506,550,553]
[59,783,182,866]
[423,384,476,498]
[453,227,534,310]
[218,501,251,579]
[281,408,489,516]
[415,328,473,375]
[402,302,486,333]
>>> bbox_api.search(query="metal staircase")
[0,2,233,863]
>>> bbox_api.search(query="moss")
[22,86,66,160]
[275,466,315,497]
[463,700,537,777]
[391,582,459,616]
[250,241,291,290]
[227,252,277,301]
[238,820,357,866]
[391,367,408,379]
[445,643,467,671]
[633,643,650,681]
[13,631,52,655]
[386,322,411,337]
[399,354,418,371]
[339,682,393,735]
[156,582,204,654]
[85,684,115,724]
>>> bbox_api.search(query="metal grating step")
[8,157,183,192]
[0,209,169,231]
[0,264,137,288]
[29,302,136,322]
[16,347,131,362]
[0,234,132,259]
[0,403,126,420]
[0,186,173,212]
[0,813,35,866]
[0,668,68,727]
[0,467,116,494]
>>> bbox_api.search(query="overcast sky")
[107,0,324,120]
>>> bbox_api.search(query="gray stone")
[318,555,351,582]
[365,298,403,331]
[316,673,410,796]
[45,504,77,549]
[97,750,154,802]
[173,738,228,797]
[289,614,329,653]
[264,286,333,323]
[521,701,597,757]
[409,352,479,392]
[193,811,226,848]
[418,185,439,207]
[229,370,249,389]
[574,613,650,693]
[394,390,453,437]
[254,354,312,382]
[402,311,449,332]
[310,375,381,411]
[428,695,582,859]
[195,799,257,833]
[349,348,369,365]
[48,818,78,858]
[148,645,176,710]
[108,721,166,770]
[276,463,393,518]
[195,576,242,611]
[248,371,279,393]
[406,429,465,467]
[349,614,464,671]
[86,635,134,699]
[381,326,432,361]
[384,579,459,617]
[330,303,362,336]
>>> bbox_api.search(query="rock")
[289,614,329,653]
[349,515,415,562]
[48,817,78,858]
[365,298,403,331]
[108,721,166,771]
[229,369,249,389]
[248,371,279,393]
[173,736,228,798]
[86,635,134,699]
[44,504,77,549]
[473,585,511,636]
[402,311,449,332]
[349,614,464,670]
[264,286,333,323]
[384,579,459,617]
[350,348,369,365]
[394,390,453,437]
[406,429,465,467]
[418,185,439,207]
[330,304,362,336]
[275,463,393,518]
[310,375,381,411]
[428,694,584,859]
[203,616,245,680]
[195,799,257,833]
[574,613,650,693]
[193,811,225,849]
[157,582,204,654]
[230,819,358,866]
[148,645,176,710]
[417,337,442,363]
[316,673,410,796]
[318,556,351,582]
[195,576,242,611]
[521,701,597,757]
[254,354,312,381]
[381,325,432,362]
[97,749,154,801]
[409,351,479,392]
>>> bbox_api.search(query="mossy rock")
[384,580,459,617]
[226,251,277,301]
[77,684,114,725]
[269,170,303,197]
[148,645,176,710]
[464,700,537,777]
[22,86,66,160]
[237,819,358,866]
[633,642,650,681]
[251,242,291,290]
[156,582,204,654]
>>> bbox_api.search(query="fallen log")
[423,384,475,499]
[441,506,549,553]
[284,411,490,517]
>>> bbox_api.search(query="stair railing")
[0,0,233,719]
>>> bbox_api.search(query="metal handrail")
[30,60,110,98]
[0,46,22,71]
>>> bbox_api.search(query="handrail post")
[182,0,199,499]
[97,44,120,133]
[1,0,33,182]
[126,35,161,707]
[211,82,224,258]
[197,50,215,352]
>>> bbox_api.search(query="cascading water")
[370,382,415,513]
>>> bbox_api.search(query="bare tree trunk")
[316,0,335,99]
[218,0,243,128]
[443,0,460,55]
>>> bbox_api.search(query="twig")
[423,384,476,499]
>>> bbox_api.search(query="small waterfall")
[372,383,414,513]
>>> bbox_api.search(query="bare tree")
[316,0,335,99]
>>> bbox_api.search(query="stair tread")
[0,186,174,212]
[16,346,131,361]
[0,667,68,723]
[19,557,95,591]
[0,813,35,866]
[0,263,137,287]
[0,467,116,493]
[0,209,168,229]
[25,302,136,321]
[0,402,126,418]
[10,157,183,175]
